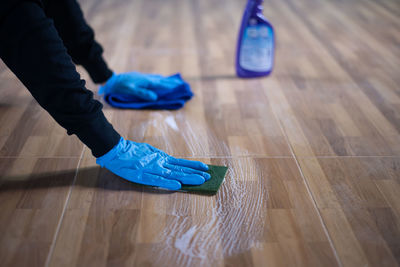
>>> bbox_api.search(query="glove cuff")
[96,136,125,167]
[98,72,117,95]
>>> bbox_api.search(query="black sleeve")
[0,1,120,157]
[42,0,113,84]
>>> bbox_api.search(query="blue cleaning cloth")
[102,73,193,110]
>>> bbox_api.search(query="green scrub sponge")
[180,164,228,195]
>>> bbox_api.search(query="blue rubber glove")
[96,137,210,190]
[99,72,185,101]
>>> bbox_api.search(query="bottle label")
[239,23,274,72]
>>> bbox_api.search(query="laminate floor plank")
[299,157,400,267]
[103,79,292,158]
[0,68,83,158]
[263,0,400,157]
[48,157,338,267]
[0,158,80,267]
[266,79,400,157]
[0,0,399,266]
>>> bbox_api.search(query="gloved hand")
[99,72,185,101]
[96,137,210,190]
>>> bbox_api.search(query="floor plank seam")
[290,153,344,267]
[1,155,399,159]
[299,155,400,159]
[274,111,344,266]
[173,155,294,158]
[43,146,85,267]
[0,156,83,159]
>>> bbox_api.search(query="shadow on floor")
[0,167,177,195]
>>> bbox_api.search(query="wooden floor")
[1,0,400,266]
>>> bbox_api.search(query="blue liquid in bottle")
[236,0,275,78]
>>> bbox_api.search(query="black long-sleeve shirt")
[0,0,121,157]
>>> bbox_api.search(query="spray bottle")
[236,0,275,78]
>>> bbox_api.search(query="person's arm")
[0,1,120,157]
[0,1,210,190]
[43,0,113,84]
[42,0,186,101]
